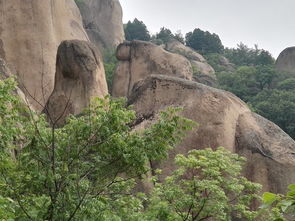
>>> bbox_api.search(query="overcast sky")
[120,0,295,58]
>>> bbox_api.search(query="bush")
[145,147,262,221]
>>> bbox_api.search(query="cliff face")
[76,0,125,51]
[0,0,89,111]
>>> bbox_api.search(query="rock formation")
[76,0,125,51]
[128,75,295,193]
[236,112,295,193]
[112,40,193,97]
[165,40,217,86]
[0,0,89,111]
[44,40,108,126]
[276,47,295,74]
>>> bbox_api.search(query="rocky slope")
[128,75,295,194]
[76,0,125,51]
[0,0,89,111]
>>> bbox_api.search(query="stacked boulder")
[165,40,217,86]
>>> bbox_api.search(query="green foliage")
[277,78,295,91]
[217,62,295,138]
[155,27,174,44]
[217,65,271,101]
[145,147,262,221]
[214,42,295,138]
[0,78,194,220]
[224,43,274,66]
[250,89,295,138]
[124,18,151,41]
[152,28,185,45]
[102,49,118,92]
[185,28,224,54]
[262,184,295,220]
[204,53,230,72]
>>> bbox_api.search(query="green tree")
[145,147,262,221]
[277,78,295,91]
[185,28,224,54]
[255,65,276,90]
[250,89,295,139]
[224,43,274,66]
[156,27,174,43]
[217,66,259,101]
[124,18,151,41]
[0,78,194,220]
[217,65,277,101]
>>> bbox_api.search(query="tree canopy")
[224,43,274,66]
[145,147,262,221]
[124,18,151,41]
[185,28,224,54]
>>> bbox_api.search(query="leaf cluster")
[145,147,262,221]
[262,184,295,220]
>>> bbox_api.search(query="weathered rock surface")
[276,47,295,74]
[76,0,124,51]
[165,40,217,86]
[236,112,295,193]
[44,40,108,126]
[129,75,295,194]
[0,0,89,111]
[112,40,193,97]
[165,40,206,62]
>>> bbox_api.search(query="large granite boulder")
[112,40,193,97]
[165,40,217,86]
[0,0,89,111]
[128,75,295,194]
[165,40,206,62]
[76,0,125,51]
[276,47,295,74]
[44,40,108,126]
[236,112,295,193]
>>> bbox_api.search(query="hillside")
[0,0,294,220]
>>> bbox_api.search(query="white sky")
[120,0,295,59]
